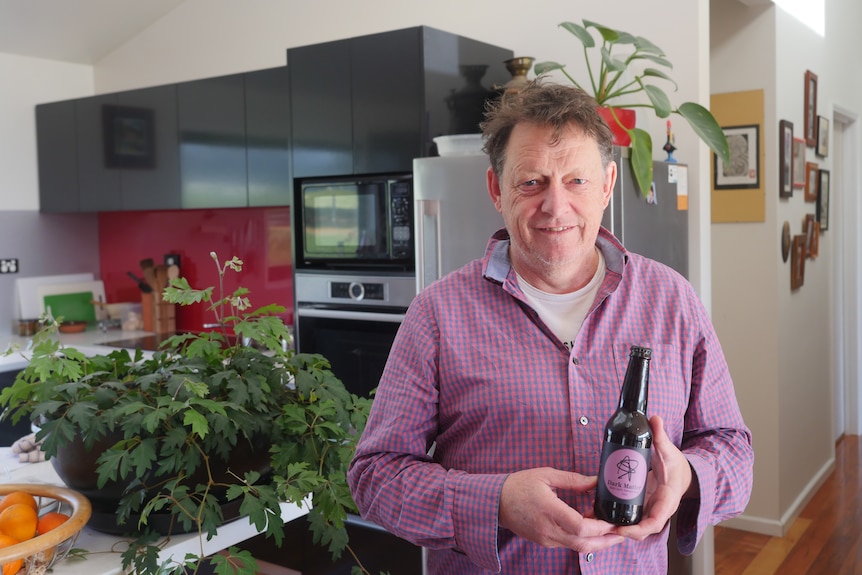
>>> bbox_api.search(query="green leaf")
[583,20,622,44]
[183,409,210,438]
[678,102,731,165]
[643,85,672,118]
[559,21,595,48]
[629,128,654,198]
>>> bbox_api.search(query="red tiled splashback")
[98,207,293,331]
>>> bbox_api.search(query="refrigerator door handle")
[416,199,441,291]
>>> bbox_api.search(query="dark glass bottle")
[594,345,653,525]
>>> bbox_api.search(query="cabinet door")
[351,28,423,174]
[246,67,291,207]
[289,39,352,178]
[77,94,122,212]
[36,101,79,212]
[118,84,181,210]
[177,73,247,208]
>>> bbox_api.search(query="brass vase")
[502,56,535,95]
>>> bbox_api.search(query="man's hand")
[613,415,694,540]
[499,467,625,553]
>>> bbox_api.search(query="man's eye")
[518,179,540,189]
[569,178,587,186]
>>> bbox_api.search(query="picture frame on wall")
[816,115,829,157]
[714,124,760,190]
[792,137,806,188]
[804,162,819,202]
[791,234,806,290]
[804,70,818,147]
[817,168,830,231]
[804,214,816,258]
[102,104,155,169]
[779,119,794,198]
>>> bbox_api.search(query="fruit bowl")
[0,484,91,575]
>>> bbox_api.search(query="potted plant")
[534,19,730,197]
[0,253,374,575]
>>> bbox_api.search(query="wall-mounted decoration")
[714,124,760,190]
[817,169,830,231]
[816,115,829,158]
[804,162,819,202]
[781,220,791,262]
[810,220,820,259]
[804,214,817,259]
[791,234,806,290]
[804,70,818,147]
[779,119,794,198]
[102,105,155,169]
[711,89,765,223]
[792,138,806,188]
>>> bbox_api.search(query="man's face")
[487,122,616,293]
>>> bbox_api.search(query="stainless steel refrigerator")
[412,147,690,295]
[412,154,504,293]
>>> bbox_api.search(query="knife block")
[141,292,176,334]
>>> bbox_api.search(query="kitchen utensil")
[127,271,153,293]
[43,292,97,324]
[15,273,94,319]
[58,320,88,333]
[142,266,159,295]
[35,281,106,321]
[167,264,180,281]
[154,264,168,291]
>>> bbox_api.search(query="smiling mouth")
[542,226,573,232]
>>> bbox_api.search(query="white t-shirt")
[516,249,606,350]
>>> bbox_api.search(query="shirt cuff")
[676,453,714,555]
[451,472,509,572]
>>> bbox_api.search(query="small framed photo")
[792,138,806,188]
[804,70,818,147]
[816,115,829,157]
[810,220,820,259]
[817,169,830,231]
[791,234,806,290]
[714,124,760,189]
[804,162,819,202]
[804,214,816,259]
[779,119,794,198]
[102,104,155,169]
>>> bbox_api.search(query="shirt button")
[579,416,589,426]
[572,357,580,365]
[585,552,595,562]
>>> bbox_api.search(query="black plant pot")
[50,432,273,536]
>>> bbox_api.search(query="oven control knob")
[349,282,365,300]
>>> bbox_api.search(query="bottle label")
[598,443,650,502]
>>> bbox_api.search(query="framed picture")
[810,220,820,259]
[817,168,830,231]
[102,105,155,169]
[816,115,829,157]
[804,70,818,147]
[792,138,806,188]
[714,124,759,189]
[804,214,816,258]
[779,119,794,198]
[804,162,819,202]
[791,234,806,290]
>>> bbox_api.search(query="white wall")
[0,53,92,210]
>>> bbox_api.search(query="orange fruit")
[0,492,38,515]
[0,532,22,575]
[37,512,69,535]
[0,503,37,542]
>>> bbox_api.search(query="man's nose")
[541,181,569,214]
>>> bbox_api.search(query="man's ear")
[487,167,503,213]
[602,161,617,210]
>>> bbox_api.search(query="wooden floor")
[714,434,861,575]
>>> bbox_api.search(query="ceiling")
[0,0,186,65]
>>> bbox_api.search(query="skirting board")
[718,455,835,537]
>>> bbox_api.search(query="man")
[348,81,753,574]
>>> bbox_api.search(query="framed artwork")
[804,70,818,147]
[804,162,819,202]
[792,138,806,188]
[804,214,816,259]
[102,105,155,169]
[816,115,829,157]
[817,169,830,231]
[714,124,760,189]
[791,234,806,290]
[810,220,820,259]
[779,119,794,198]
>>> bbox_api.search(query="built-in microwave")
[294,174,414,272]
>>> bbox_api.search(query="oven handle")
[296,308,406,323]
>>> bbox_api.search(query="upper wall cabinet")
[289,26,512,179]
[36,67,291,213]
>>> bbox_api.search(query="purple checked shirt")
[348,228,754,574]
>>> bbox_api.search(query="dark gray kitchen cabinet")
[177,72,248,208]
[288,26,513,179]
[76,94,121,211]
[36,100,79,212]
[245,66,292,207]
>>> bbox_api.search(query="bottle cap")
[630,346,652,359]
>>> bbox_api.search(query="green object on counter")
[43,291,95,323]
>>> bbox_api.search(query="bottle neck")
[619,355,649,414]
